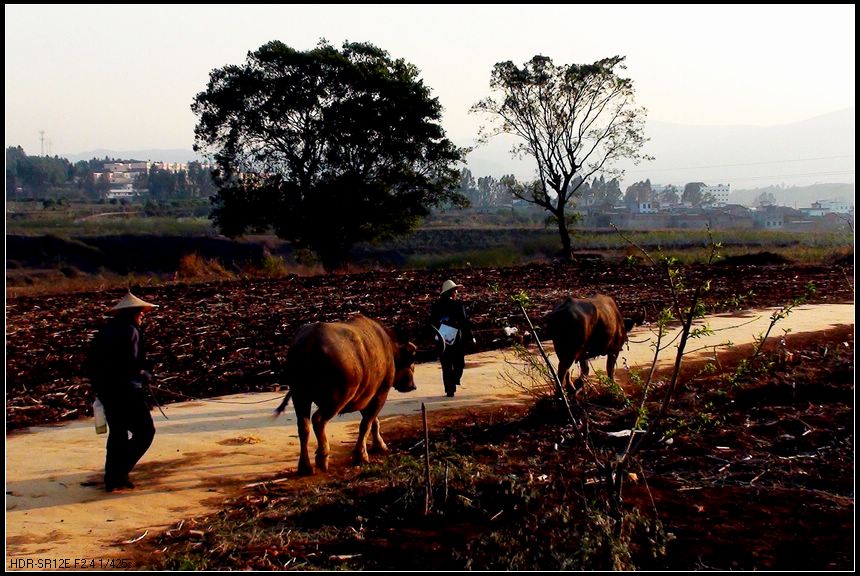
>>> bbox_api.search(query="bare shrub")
[500,343,557,401]
[175,252,232,280]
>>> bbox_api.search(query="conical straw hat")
[440,279,463,295]
[110,292,158,313]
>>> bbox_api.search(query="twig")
[518,304,578,427]
[243,477,290,489]
[444,461,449,506]
[750,469,768,485]
[121,529,148,544]
[422,403,432,515]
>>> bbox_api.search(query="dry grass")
[175,252,234,280]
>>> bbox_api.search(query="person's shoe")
[446,392,455,397]
[105,477,134,492]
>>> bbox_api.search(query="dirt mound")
[5,234,268,275]
[829,250,854,266]
[716,251,793,266]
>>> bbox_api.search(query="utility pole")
[39,130,46,156]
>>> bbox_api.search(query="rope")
[152,386,285,405]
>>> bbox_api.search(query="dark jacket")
[430,295,474,346]
[89,313,149,400]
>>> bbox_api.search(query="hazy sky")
[5,4,855,182]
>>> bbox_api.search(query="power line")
[721,170,854,183]
[626,155,855,174]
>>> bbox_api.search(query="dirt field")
[5,254,855,570]
[132,320,853,571]
[5,304,854,570]
[5,256,853,431]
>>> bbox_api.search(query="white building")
[702,183,730,206]
[105,183,137,199]
[637,201,658,214]
[814,199,852,214]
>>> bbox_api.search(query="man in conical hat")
[429,279,475,397]
[89,291,159,492]
[109,292,158,313]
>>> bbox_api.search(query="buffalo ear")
[624,308,647,332]
[397,342,417,367]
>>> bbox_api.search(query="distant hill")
[59,109,854,204]
[62,149,204,164]
[730,183,855,209]
[463,108,855,192]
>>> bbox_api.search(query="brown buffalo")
[274,314,417,475]
[544,294,645,393]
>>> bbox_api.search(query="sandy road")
[5,303,853,570]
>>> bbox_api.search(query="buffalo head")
[393,341,418,392]
[624,307,647,333]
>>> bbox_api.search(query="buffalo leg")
[574,358,590,390]
[369,417,389,454]
[606,352,618,381]
[355,404,385,464]
[557,355,574,394]
[354,414,372,464]
[312,407,336,472]
[295,401,314,476]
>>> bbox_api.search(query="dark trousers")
[440,343,465,396]
[101,388,155,487]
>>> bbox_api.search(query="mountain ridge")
[54,109,855,207]
[463,107,854,191]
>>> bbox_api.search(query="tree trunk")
[556,209,572,260]
[318,243,351,272]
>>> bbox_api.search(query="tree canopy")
[192,39,465,270]
[472,55,651,257]
[624,179,654,209]
[454,168,516,209]
[682,182,715,206]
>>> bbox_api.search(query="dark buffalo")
[274,314,417,475]
[544,294,645,392]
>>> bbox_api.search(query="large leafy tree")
[682,182,706,205]
[6,146,73,199]
[624,179,654,210]
[472,55,651,258]
[588,175,623,208]
[192,40,465,270]
[658,184,680,206]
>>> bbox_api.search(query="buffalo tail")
[272,390,292,417]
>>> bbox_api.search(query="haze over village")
[8,108,854,234]
[5,5,855,235]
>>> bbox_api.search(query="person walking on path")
[89,292,159,492]
[429,279,475,397]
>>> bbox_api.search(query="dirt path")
[5,303,854,570]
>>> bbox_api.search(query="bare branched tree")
[472,55,652,258]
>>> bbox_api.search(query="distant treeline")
[5,146,216,201]
[453,168,627,209]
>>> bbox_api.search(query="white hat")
[110,292,159,313]
[440,279,463,295]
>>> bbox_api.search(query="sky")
[4,4,856,188]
